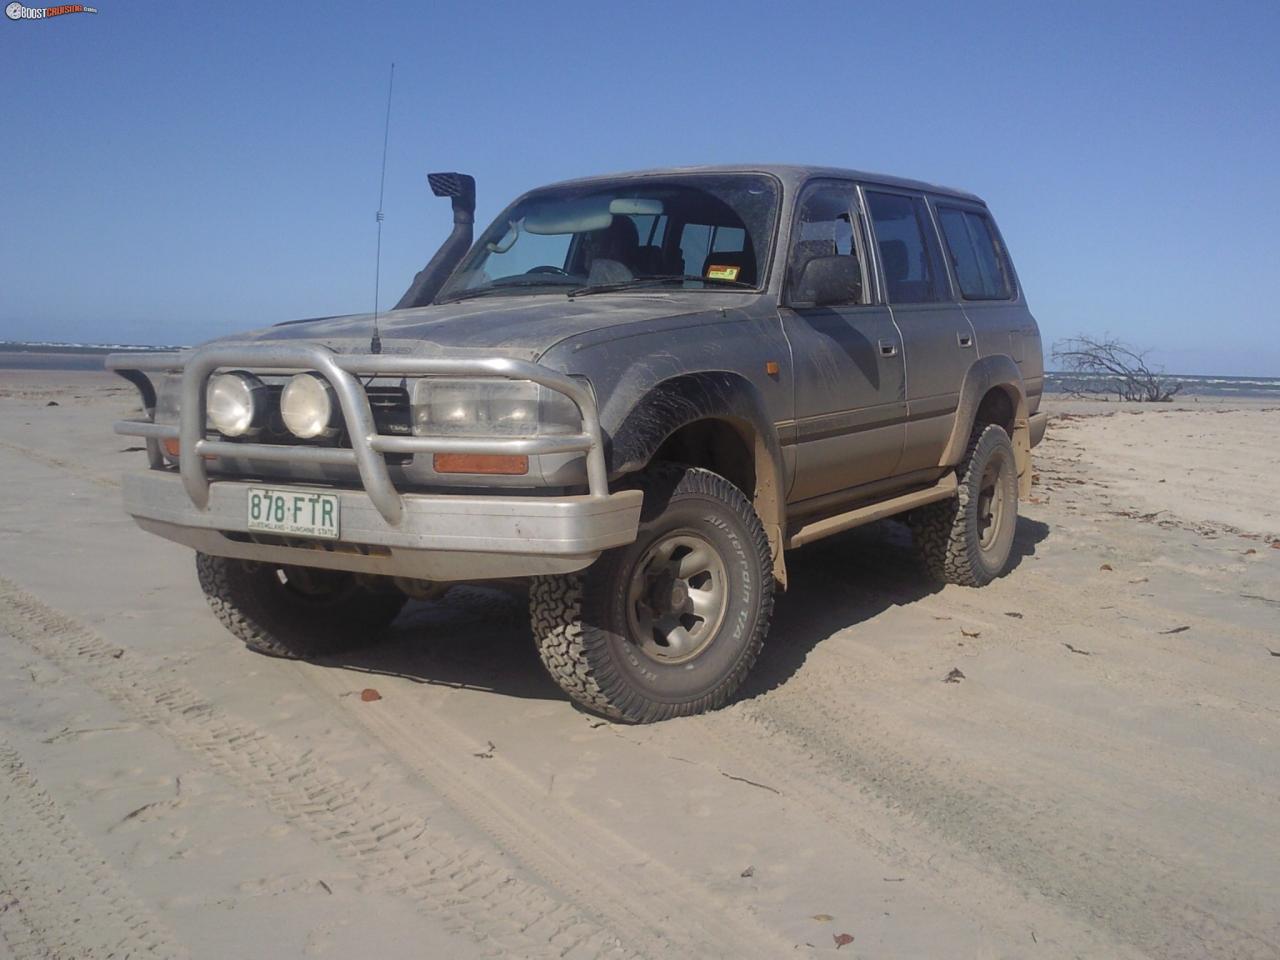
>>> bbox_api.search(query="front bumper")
[107,342,640,580]
[124,471,643,580]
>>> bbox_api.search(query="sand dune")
[0,372,1276,959]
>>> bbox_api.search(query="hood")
[215,293,719,362]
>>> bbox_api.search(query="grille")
[252,383,411,444]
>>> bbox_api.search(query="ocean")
[1043,372,1280,400]
[2,345,1278,399]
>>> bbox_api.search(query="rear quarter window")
[936,206,1014,300]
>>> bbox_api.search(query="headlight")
[207,371,266,437]
[411,379,581,437]
[280,372,338,439]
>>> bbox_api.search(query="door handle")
[878,339,899,358]
[957,332,974,348]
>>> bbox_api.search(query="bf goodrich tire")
[195,553,406,659]
[911,423,1019,587]
[530,463,774,723]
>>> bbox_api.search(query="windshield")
[437,174,779,301]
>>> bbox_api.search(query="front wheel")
[530,464,774,723]
[195,553,406,659]
[910,423,1019,586]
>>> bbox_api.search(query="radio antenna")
[370,61,395,355]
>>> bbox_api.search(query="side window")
[937,206,1013,300]
[865,191,944,303]
[788,181,864,304]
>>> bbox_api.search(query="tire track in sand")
[298,663,797,960]
[0,438,120,490]
[0,578,640,960]
[694,672,1280,960]
[0,737,186,959]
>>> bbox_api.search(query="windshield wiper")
[437,281,569,304]
[567,275,754,298]
[436,287,512,304]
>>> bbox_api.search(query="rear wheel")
[530,463,773,723]
[195,553,406,659]
[911,423,1019,586]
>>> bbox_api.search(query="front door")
[779,180,906,503]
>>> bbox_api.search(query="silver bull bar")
[106,342,610,526]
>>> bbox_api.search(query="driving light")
[280,372,338,439]
[207,371,266,437]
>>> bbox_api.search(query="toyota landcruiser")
[108,165,1047,723]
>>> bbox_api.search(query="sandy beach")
[0,369,1277,959]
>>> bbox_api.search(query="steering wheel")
[526,265,570,276]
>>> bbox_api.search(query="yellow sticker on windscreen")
[706,264,741,282]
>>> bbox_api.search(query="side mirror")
[790,255,862,307]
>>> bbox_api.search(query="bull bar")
[106,342,612,526]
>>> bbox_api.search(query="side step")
[785,474,958,549]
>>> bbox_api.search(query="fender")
[940,354,1033,497]
[608,371,789,587]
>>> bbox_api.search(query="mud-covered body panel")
[114,163,1044,574]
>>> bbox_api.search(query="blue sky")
[2,0,1277,375]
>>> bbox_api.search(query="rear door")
[862,187,976,474]
[779,179,906,501]
[932,200,1041,400]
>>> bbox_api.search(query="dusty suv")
[109,165,1047,722]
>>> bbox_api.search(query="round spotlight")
[280,372,337,439]
[206,371,265,437]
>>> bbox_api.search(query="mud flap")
[1013,417,1033,498]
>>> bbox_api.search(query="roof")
[541,163,983,204]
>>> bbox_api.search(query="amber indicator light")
[433,453,529,475]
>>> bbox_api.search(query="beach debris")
[1159,626,1190,635]
[1266,649,1280,658]
[1271,541,1280,550]
[1100,563,1114,571]
[1004,611,1024,619]
[359,687,382,702]
[721,771,781,794]
[473,740,496,759]
[317,879,332,895]
[1063,643,1092,656]
[1241,593,1280,606]
[883,877,905,882]
[740,865,755,878]
[943,668,966,683]
[811,914,834,922]
[960,628,981,638]
[120,446,145,453]
[1244,548,1257,555]
[1128,577,1149,584]
[834,933,855,949]
[932,615,952,621]
[45,400,59,407]
[111,648,124,659]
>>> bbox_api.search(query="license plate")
[246,487,340,540]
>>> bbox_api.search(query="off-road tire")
[911,423,1019,587]
[530,463,773,723]
[195,553,406,659]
